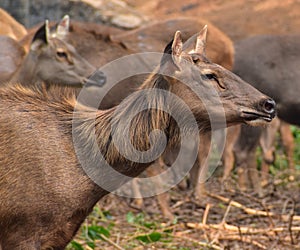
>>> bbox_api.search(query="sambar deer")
[0,27,276,249]
[221,34,299,194]
[9,15,105,88]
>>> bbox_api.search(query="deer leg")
[155,192,174,221]
[146,163,174,221]
[237,163,248,192]
[131,178,144,209]
[190,133,211,199]
[261,161,271,186]
[236,148,262,196]
[235,150,253,192]
[259,118,280,185]
[222,148,235,181]
[190,159,207,199]
[222,125,241,182]
[248,151,263,196]
[279,121,295,171]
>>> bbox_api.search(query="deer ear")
[195,25,208,55]
[171,30,183,69]
[31,20,50,51]
[56,15,70,38]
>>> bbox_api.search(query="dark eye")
[205,73,217,81]
[203,73,218,81]
[56,50,68,59]
[202,73,225,89]
[191,55,200,64]
[193,58,200,64]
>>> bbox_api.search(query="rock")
[82,0,147,29]
[111,14,142,29]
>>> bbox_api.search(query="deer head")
[156,26,276,131]
[22,16,106,87]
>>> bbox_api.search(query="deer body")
[0,35,26,83]
[222,34,300,192]
[234,34,300,126]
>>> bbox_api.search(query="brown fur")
[0,8,27,40]
[111,17,234,70]
[0,35,26,83]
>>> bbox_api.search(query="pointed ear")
[56,15,70,38]
[195,25,208,55]
[31,20,50,51]
[171,30,183,69]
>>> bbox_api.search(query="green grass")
[291,125,300,169]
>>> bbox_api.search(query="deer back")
[0,8,27,40]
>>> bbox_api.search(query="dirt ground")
[76,168,300,249]
[71,1,300,249]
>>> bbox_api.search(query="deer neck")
[72,74,186,192]
[10,52,40,85]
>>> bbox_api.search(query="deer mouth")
[241,110,274,124]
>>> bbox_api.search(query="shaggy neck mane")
[74,72,182,174]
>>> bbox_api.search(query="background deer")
[8,16,106,89]
[0,28,276,249]
[221,34,299,194]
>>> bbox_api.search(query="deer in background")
[0,27,276,249]
[8,15,105,89]
[221,34,299,195]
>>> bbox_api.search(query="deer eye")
[56,50,68,59]
[204,73,217,81]
[202,73,218,81]
[202,73,225,89]
[191,55,200,64]
[192,58,200,64]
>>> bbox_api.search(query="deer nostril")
[263,98,276,114]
